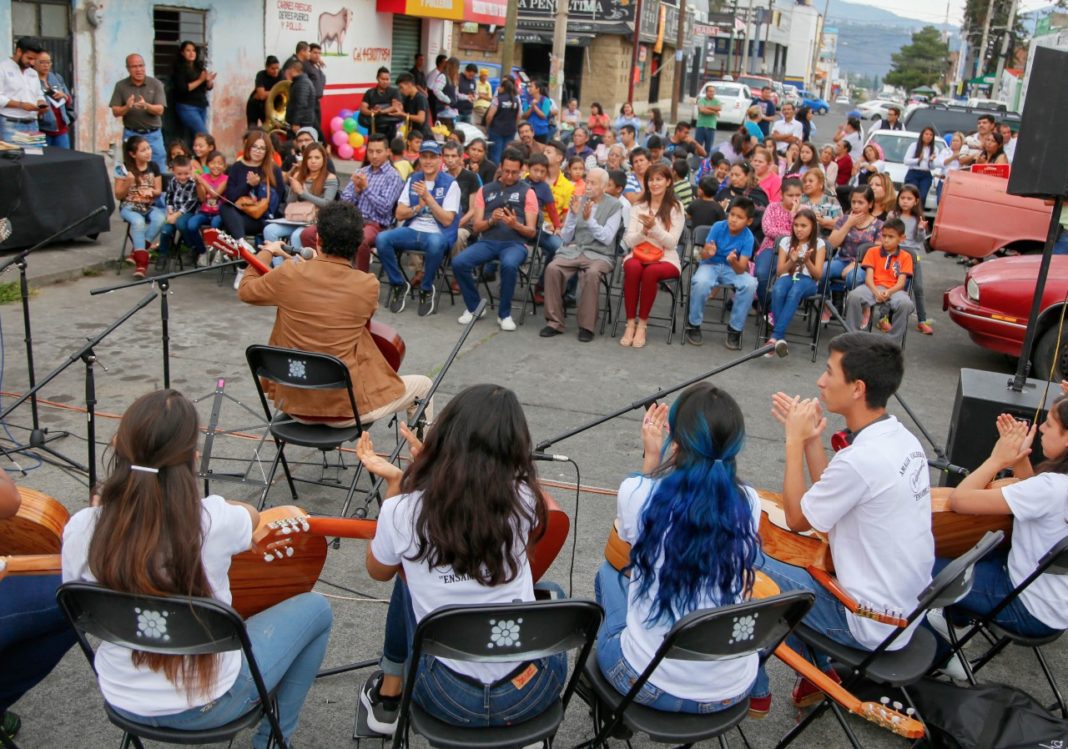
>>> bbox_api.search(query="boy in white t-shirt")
[750,332,934,715]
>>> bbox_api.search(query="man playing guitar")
[751,331,934,713]
[237,201,432,426]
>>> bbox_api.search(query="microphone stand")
[0,291,158,497]
[536,340,785,453]
[354,299,489,518]
[90,260,241,389]
[0,206,108,470]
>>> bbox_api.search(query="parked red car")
[944,254,1068,379]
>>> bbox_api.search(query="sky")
[845,0,1053,28]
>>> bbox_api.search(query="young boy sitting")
[157,156,199,262]
[845,218,914,344]
[672,159,694,209]
[390,136,414,181]
[403,131,423,164]
[685,196,758,350]
[686,176,727,231]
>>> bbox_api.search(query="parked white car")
[863,128,947,216]
[693,81,753,127]
[855,99,897,121]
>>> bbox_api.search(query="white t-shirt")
[1004,137,1016,164]
[771,119,804,153]
[61,495,253,716]
[0,58,43,120]
[800,416,934,649]
[776,237,826,279]
[617,475,762,702]
[398,176,462,234]
[1001,473,1068,629]
[370,487,536,684]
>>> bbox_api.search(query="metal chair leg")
[257,447,285,510]
[278,450,299,501]
[1035,646,1068,716]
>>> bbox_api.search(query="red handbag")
[632,241,664,263]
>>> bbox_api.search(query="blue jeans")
[453,239,529,318]
[380,579,567,727]
[45,131,70,148]
[112,592,332,749]
[375,226,447,292]
[263,222,301,245]
[770,274,818,339]
[688,262,757,332]
[120,205,166,250]
[694,126,716,155]
[488,134,514,167]
[158,212,196,255]
[185,212,221,255]
[175,103,209,139]
[1055,228,1068,255]
[124,127,167,173]
[904,169,933,207]
[594,563,750,712]
[1,116,37,142]
[754,248,778,308]
[0,575,76,713]
[820,257,863,294]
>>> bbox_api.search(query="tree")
[885,26,950,90]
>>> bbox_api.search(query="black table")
[0,148,115,250]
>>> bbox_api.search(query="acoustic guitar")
[603,526,924,740]
[203,228,406,372]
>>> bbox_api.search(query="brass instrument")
[264,80,291,132]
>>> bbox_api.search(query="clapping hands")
[641,403,670,460]
[990,413,1035,469]
[772,392,826,445]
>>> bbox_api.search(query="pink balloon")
[337,144,355,160]
[330,116,344,133]
[331,130,349,148]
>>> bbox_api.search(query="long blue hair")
[629,383,760,627]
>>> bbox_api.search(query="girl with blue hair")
[594,382,763,713]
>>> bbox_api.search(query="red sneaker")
[860,308,871,330]
[748,694,772,719]
[791,668,841,708]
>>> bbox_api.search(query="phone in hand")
[114,163,130,179]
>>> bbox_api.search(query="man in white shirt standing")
[771,103,804,155]
[746,332,934,716]
[0,38,46,143]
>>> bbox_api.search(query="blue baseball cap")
[419,140,442,155]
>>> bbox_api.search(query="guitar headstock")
[202,228,242,259]
[251,511,311,563]
[859,699,924,739]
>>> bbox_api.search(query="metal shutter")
[391,15,421,82]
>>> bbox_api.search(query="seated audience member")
[282,126,336,173]
[565,125,596,165]
[264,143,338,251]
[190,132,216,174]
[754,333,932,714]
[359,66,403,141]
[375,141,460,318]
[220,129,285,271]
[157,155,200,261]
[525,152,561,234]
[190,150,228,265]
[540,167,624,341]
[623,148,652,204]
[825,185,883,293]
[538,140,575,266]
[603,142,628,175]
[800,168,842,233]
[606,169,632,235]
[239,202,433,425]
[619,123,639,154]
[115,135,164,278]
[357,385,566,736]
[593,128,618,166]
[567,156,587,197]
[61,389,332,749]
[685,198,758,350]
[686,176,727,230]
[596,384,761,714]
[754,177,803,309]
[442,141,480,251]
[672,159,693,209]
[451,149,540,332]
[767,208,826,348]
[715,162,769,214]
[389,136,414,181]
[403,130,423,164]
[620,163,686,349]
[845,218,914,344]
[465,137,497,186]
[166,139,192,171]
[1,470,76,744]
[646,135,669,166]
[693,152,729,189]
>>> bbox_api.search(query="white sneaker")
[458,306,485,324]
[497,316,517,331]
[196,252,209,268]
[233,267,245,290]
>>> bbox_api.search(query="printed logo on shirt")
[901,450,930,501]
[438,572,472,584]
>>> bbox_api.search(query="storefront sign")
[270,0,390,75]
[517,0,634,22]
[694,23,720,37]
[465,0,508,24]
[376,0,463,21]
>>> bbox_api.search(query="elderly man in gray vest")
[540,167,624,342]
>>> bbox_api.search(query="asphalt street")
[3,103,1061,748]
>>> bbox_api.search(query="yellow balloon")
[348,132,365,148]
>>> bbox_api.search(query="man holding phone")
[109,53,167,171]
[0,37,46,143]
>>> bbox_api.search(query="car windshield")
[905,107,1021,137]
[714,84,743,98]
[738,76,769,90]
[868,133,945,163]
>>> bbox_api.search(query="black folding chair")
[755,243,826,358]
[776,530,1005,749]
[942,535,1068,715]
[679,224,749,346]
[392,599,603,749]
[579,591,815,749]
[56,581,287,749]
[612,229,684,345]
[809,242,869,362]
[246,344,368,516]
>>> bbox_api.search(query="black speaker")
[942,368,1060,487]
[1008,47,1068,198]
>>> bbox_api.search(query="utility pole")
[551,0,569,106]
[993,0,1019,99]
[628,0,643,104]
[762,6,772,75]
[727,0,739,76]
[670,3,688,122]
[740,0,754,74]
[501,0,519,80]
[976,0,996,78]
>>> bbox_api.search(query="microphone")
[928,458,970,477]
[533,452,570,462]
[280,243,315,260]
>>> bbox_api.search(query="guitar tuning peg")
[300,519,310,531]
[906,708,915,716]
[881,696,890,705]
[273,549,284,559]
[893,701,903,711]
[286,546,294,557]
[263,553,274,563]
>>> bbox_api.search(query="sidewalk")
[4,212,126,287]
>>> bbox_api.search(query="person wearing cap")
[473,68,493,126]
[374,140,461,318]
[283,126,335,172]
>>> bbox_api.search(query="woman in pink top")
[751,147,782,203]
[587,102,610,146]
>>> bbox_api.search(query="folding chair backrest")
[57,581,245,658]
[246,344,352,392]
[693,225,712,248]
[918,530,1005,613]
[1038,535,1068,575]
[660,590,814,662]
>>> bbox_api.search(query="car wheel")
[818,107,828,115]
[1032,323,1068,382]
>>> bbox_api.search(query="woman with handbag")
[33,51,73,149]
[220,129,285,243]
[620,163,685,349]
[263,143,338,250]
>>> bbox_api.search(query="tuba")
[264,80,291,132]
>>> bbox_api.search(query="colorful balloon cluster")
[329,109,366,161]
